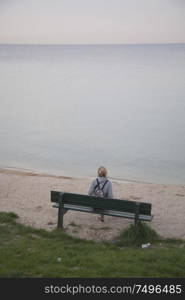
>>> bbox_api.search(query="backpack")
[94,178,108,197]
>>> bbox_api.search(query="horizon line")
[0,42,185,46]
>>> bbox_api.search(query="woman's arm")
[107,181,113,198]
[88,180,95,196]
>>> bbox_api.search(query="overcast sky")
[0,0,185,44]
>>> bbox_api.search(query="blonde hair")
[98,166,107,177]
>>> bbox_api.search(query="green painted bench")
[51,191,153,228]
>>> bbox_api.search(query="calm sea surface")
[0,44,185,184]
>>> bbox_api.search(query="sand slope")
[0,169,185,241]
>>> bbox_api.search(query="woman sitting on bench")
[88,166,113,222]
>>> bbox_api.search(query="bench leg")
[134,217,139,226]
[134,202,140,226]
[57,200,64,229]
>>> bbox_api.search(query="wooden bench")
[51,191,153,228]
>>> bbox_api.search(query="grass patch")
[0,212,185,277]
[115,222,159,247]
[0,212,18,224]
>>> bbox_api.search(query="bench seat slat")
[52,203,153,222]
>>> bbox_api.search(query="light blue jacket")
[88,176,113,198]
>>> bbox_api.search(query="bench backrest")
[51,191,152,216]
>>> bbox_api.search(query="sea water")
[0,44,185,184]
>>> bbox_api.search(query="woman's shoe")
[98,216,104,222]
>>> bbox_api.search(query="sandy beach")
[0,168,185,242]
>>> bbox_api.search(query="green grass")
[0,212,185,278]
[115,222,160,247]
